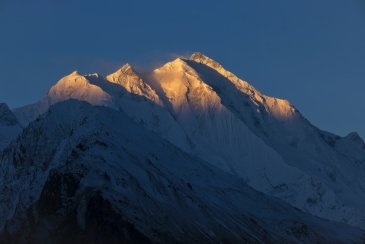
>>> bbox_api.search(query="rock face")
[3,52,365,242]
[1,101,364,243]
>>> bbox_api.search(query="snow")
[190,52,297,121]
[8,52,365,233]
[1,100,364,242]
[48,70,113,106]
[106,64,162,105]
[185,54,365,228]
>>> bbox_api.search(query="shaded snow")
[9,52,365,232]
[1,100,364,242]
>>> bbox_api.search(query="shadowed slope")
[10,52,365,230]
[1,100,364,243]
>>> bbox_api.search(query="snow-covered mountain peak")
[7,52,365,239]
[154,57,195,74]
[47,70,112,106]
[120,63,133,73]
[109,63,136,77]
[107,64,162,104]
[152,57,212,94]
[49,71,91,94]
[146,60,228,123]
[150,57,202,95]
[107,63,138,82]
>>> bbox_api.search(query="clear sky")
[1,0,364,138]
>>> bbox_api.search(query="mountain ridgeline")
[1,52,365,243]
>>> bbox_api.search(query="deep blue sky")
[1,0,364,138]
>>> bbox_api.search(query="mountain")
[8,52,365,236]
[106,64,161,105]
[0,103,22,151]
[13,71,115,126]
[1,100,363,243]
[186,53,365,227]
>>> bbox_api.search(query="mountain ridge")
[5,52,365,235]
[2,100,364,243]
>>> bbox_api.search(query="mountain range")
[1,52,365,243]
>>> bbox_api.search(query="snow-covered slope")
[1,100,364,243]
[13,69,192,153]
[13,71,114,125]
[187,53,365,228]
[11,52,365,231]
[143,58,303,192]
[0,103,22,151]
[106,64,162,105]
[48,71,113,106]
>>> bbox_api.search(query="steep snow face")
[187,53,365,228]
[0,103,22,151]
[147,58,305,192]
[9,52,365,230]
[142,57,365,230]
[1,100,363,243]
[151,58,221,112]
[190,52,296,121]
[106,64,162,105]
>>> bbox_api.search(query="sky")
[0,0,364,138]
